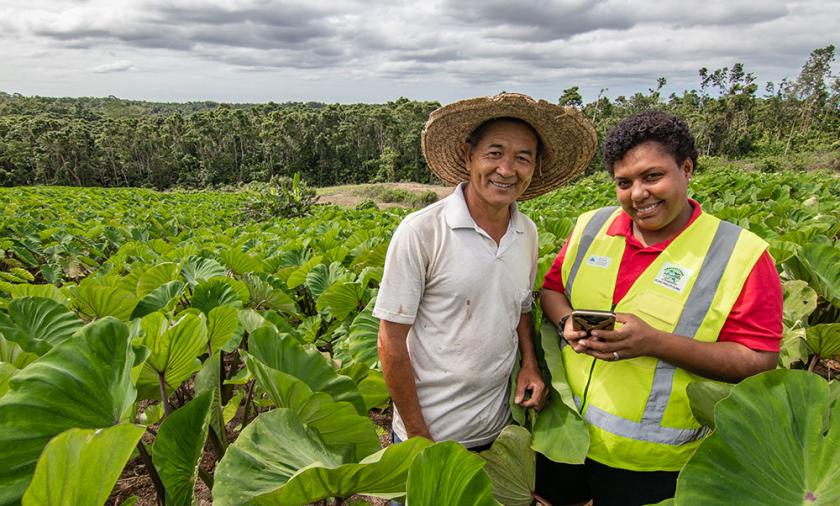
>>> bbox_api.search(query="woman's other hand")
[581,312,662,361]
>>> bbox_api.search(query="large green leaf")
[250,327,366,415]
[406,441,500,506]
[243,274,298,314]
[245,354,380,462]
[0,363,18,398]
[131,280,185,319]
[305,262,353,300]
[220,248,264,275]
[316,281,365,321]
[346,302,380,368]
[265,438,434,505]
[479,426,535,506]
[207,305,240,354]
[782,279,818,325]
[286,255,323,290]
[686,380,734,429]
[191,279,243,315]
[21,425,144,506]
[675,370,840,505]
[136,262,180,297]
[194,351,228,451]
[8,284,65,304]
[0,335,39,368]
[0,297,83,355]
[533,319,589,463]
[805,324,840,359]
[181,255,226,287]
[798,243,840,308]
[212,408,344,506]
[152,391,214,506]
[780,325,809,368]
[70,284,139,321]
[137,312,208,390]
[0,317,136,504]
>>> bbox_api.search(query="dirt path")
[317,182,454,208]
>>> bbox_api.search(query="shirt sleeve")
[372,219,427,325]
[717,251,783,352]
[541,231,573,292]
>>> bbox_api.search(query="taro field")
[0,167,839,505]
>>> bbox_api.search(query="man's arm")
[377,319,433,440]
[514,312,547,409]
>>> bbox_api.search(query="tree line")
[1,45,837,189]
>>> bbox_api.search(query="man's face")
[463,121,538,213]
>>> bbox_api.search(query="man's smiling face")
[463,120,538,213]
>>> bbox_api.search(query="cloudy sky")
[1,0,837,104]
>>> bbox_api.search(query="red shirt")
[542,200,783,352]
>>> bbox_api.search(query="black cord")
[579,356,598,413]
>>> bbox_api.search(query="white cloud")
[91,59,134,73]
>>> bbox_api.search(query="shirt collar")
[607,198,703,250]
[444,182,524,233]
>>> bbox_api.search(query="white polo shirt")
[373,183,538,447]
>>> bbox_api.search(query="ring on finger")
[612,351,621,361]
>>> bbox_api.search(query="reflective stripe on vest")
[565,206,618,299]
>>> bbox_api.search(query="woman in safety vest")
[536,111,782,506]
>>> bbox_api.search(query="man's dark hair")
[467,117,542,158]
[603,111,698,176]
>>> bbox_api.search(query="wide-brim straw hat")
[421,92,597,200]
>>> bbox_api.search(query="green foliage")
[22,425,145,506]
[676,370,840,504]
[356,185,439,207]
[152,392,214,506]
[0,165,838,504]
[241,174,318,220]
[0,318,137,504]
[406,441,500,506]
[478,426,536,506]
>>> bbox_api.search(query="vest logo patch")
[585,255,612,268]
[654,263,692,292]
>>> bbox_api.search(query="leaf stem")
[198,466,214,489]
[208,425,226,460]
[159,373,172,417]
[137,441,166,506]
[242,379,256,428]
[807,354,820,373]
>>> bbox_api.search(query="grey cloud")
[442,0,634,41]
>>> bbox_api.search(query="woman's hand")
[562,316,591,354]
[580,312,663,361]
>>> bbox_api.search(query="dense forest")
[1,45,837,189]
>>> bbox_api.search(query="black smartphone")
[571,309,616,335]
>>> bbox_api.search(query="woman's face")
[613,141,693,244]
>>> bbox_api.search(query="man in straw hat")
[374,92,597,450]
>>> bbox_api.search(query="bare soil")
[316,182,453,208]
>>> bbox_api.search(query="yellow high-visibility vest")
[559,206,768,471]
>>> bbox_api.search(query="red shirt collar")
[607,198,703,251]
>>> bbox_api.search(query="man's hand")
[515,362,547,409]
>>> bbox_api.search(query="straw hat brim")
[421,93,597,200]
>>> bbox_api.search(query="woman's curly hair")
[603,111,698,176]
